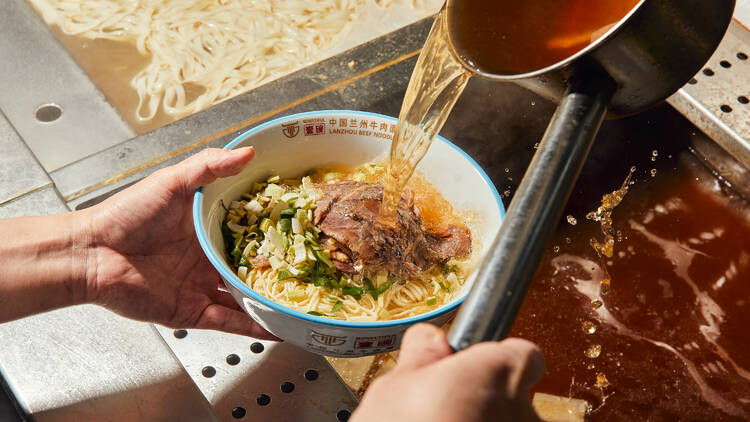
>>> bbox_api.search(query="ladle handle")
[448,76,616,351]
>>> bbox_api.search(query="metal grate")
[156,326,358,421]
[669,20,750,169]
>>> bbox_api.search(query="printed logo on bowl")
[355,335,396,349]
[310,330,347,346]
[281,121,300,138]
[285,116,397,141]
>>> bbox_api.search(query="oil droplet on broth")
[650,168,657,177]
[600,278,611,295]
[567,215,577,225]
[596,372,611,389]
[553,245,560,253]
[582,321,597,334]
[591,299,603,310]
[585,344,602,359]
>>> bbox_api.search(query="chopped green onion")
[439,282,454,293]
[279,218,291,234]
[331,300,343,313]
[307,311,324,316]
[342,285,364,300]
[288,290,306,302]
[278,270,293,280]
[252,182,267,193]
[366,279,393,300]
[280,208,296,218]
[442,264,458,275]
[426,297,437,306]
[238,256,250,267]
[308,243,334,268]
[259,218,273,233]
[266,175,281,183]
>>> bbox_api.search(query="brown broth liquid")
[446,0,641,75]
[511,167,750,420]
[381,0,640,218]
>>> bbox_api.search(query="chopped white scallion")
[265,226,285,252]
[229,201,242,210]
[269,255,284,270]
[281,192,299,202]
[242,240,258,258]
[286,265,301,276]
[244,199,264,214]
[264,183,285,199]
[292,242,307,264]
[237,266,248,281]
[269,201,287,221]
[291,217,303,235]
[226,221,246,233]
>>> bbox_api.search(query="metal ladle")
[445,0,736,350]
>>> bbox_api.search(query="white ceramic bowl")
[194,110,504,357]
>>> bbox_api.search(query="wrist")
[0,209,95,322]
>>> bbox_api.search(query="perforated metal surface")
[155,326,358,422]
[668,20,750,168]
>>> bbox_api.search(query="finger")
[193,303,280,340]
[455,339,545,397]
[213,289,242,311]
[497,338,545,394]
[166,147,255,193]
[397,323,452,371]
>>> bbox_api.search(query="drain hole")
[720,105,732,113]
[738,52,748,60]
[173,329,188,339]
[226,354,241,366]
[687,78,697,85]
[337,409,352,421]
[280,381,295,393]
[35,103,62,122]
[202,366,217,378]
[256,394,271,406]
[250,342,264,354]
[231,407,246,419]
[702,68,714,76]
[738,96,749,105]
[720,60,731,68]
[304,369,319,381]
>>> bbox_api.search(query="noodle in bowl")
[194,110,504,356]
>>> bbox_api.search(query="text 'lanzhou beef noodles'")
[222,164,476,321]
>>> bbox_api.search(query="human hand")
[81,147,275,339]
[352,324,544,422]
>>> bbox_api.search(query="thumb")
[397,324,452,371]
[168,147,255,193]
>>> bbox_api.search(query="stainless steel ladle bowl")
[445,0,736,351]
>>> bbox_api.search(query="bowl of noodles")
[194,110,504,356]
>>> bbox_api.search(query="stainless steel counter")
[1,1,749,421]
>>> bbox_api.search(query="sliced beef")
[319,235,357,273]
[313,181,471,276]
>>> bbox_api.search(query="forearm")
[0,210,92,322]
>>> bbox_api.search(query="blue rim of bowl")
[194,110,504,328]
